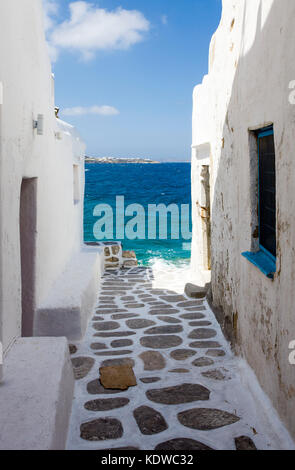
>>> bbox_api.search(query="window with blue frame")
[242,126,276,279]
[258,127,276,258]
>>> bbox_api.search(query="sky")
[44,0,222,161]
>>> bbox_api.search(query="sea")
[84,162,192,266]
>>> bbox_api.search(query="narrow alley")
[66,266,292,450]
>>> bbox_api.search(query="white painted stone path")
[67,264,294,450]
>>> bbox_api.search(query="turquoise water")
[84,162,192,265]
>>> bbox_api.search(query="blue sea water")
[84,162,192,266]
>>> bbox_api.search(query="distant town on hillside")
[85,156,160,164]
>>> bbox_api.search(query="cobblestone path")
[66,266,288,450]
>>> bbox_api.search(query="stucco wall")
[0,0,85,352]
[191,0,295,437]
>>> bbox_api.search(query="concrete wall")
[0,0,86,353]
[191,0,295,438]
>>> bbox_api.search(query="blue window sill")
[241,250,276,279]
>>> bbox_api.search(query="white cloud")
[161,15,168,25]
[43,0,60,60]
[45,1,150,61]
[43,0,59,32]
[61,105,120,116]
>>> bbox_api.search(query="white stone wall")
[0,1,94,353]
[191,0,295,438]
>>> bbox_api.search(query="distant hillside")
[85,156,160,164]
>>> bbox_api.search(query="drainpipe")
[199,165,211,271]
[0,81,3,382]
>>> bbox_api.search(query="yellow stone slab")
[99,365,137,390]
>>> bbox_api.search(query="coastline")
[85,157,160,164]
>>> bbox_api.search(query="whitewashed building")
[191,0,295,439]
[0,0,103,448]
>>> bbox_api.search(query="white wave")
[147,257,192,292]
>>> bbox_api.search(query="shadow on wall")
[209,0,295,437]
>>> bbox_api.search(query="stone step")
[185,282,210,299]
[0,338,74,450]
[122,250,138,268]
[85,242,138,269]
